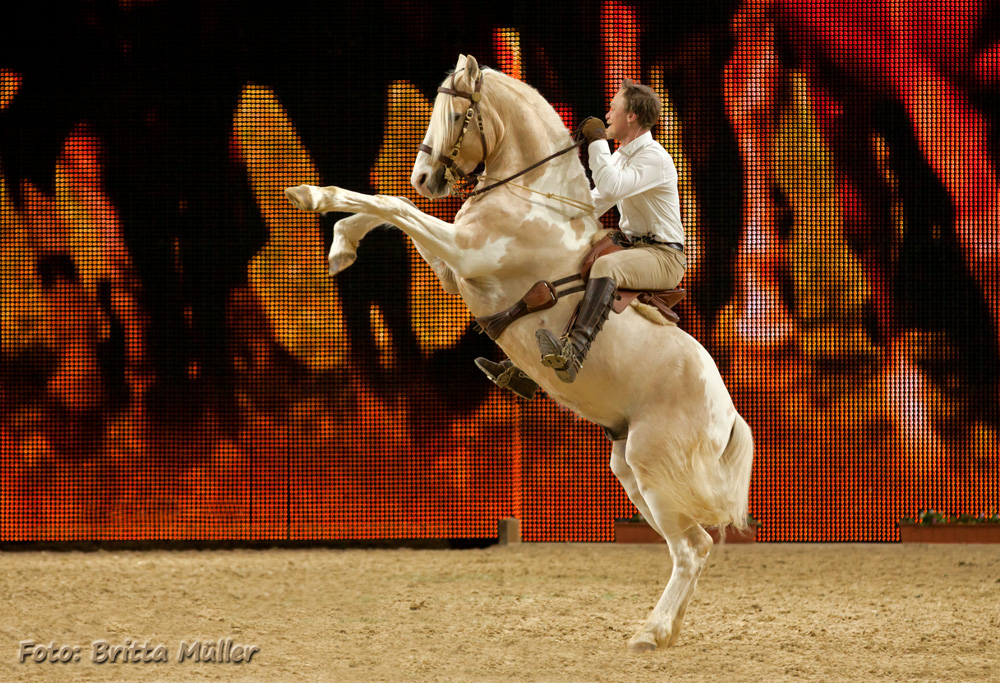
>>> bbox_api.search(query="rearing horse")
[285,54,754,652]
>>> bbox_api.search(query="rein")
[418,72,587,203]
[472,139,584,201]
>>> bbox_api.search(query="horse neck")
[483,86,594,215]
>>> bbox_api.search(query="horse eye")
[453,112,462,123]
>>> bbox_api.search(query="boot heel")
[535,329,569,369]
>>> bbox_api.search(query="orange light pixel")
[0,69,21,110]
[600,1,640,107]
[493,28,523,81]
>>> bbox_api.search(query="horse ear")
[464,55,480,81]
[455,54,467,72]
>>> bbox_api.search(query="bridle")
[418,71,586,203]
[418,71,488,198]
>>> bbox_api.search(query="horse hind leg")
[661,519,713,648]
[611,439,713,651]
[622,434,714,652]
[609,439,665,537]
[627,506,713,652]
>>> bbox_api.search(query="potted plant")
[899,509,1000,543]
[614,514,761,544]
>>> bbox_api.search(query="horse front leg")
[325,212,385,275]
[285,185,480,281]
[293,189,461,294]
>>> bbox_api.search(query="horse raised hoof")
[327,251,356,276]
[535,329,577,383]
[284,185,323,212]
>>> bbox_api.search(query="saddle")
[581,233,685,322]
[474,232,685,340]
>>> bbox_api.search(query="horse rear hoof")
[627,635,657,653]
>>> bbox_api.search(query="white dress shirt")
[588,131,683,244]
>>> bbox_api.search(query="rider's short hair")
[620,79,661,129]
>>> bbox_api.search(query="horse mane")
[427,62,595,218]
[431,66,577,165]
[478,68,573,153]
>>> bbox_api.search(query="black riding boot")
[475,357,538,400]
[534,276,617,383]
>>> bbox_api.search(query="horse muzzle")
[411,163,449,199]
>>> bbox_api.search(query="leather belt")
[624,233,684,251]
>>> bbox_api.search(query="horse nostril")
[418,173,427,186]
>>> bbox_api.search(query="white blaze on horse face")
[412,91,463,199]
[411,77,464,199]
[412,55,486,199]
[411,133,442,199]
[410,83,449,198]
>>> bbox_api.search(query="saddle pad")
[613,289,685,323]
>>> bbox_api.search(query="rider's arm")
[590,186,615,217]
[587,139,665,204]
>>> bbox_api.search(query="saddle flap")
[646,288,686,310]
[580,234,624,280]
[613,288,686,322]
[612,290,640,314]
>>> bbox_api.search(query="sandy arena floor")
[2,542,999,682]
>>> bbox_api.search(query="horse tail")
[627,409,753,534]
[717,413,754,531]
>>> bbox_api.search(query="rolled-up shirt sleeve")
[588,139,665,205]
[590,186,615,217]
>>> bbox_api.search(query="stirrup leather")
[475,357,538,400]
[535,276,617,384]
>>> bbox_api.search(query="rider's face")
[604,90,634,142]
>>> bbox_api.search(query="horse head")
[411,54,492,199]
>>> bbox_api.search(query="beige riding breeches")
[589,242,686,291]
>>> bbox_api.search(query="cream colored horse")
[285,54,753,652]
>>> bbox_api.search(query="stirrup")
[535,329,578,383]
[474,357,538,400]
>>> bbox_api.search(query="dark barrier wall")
[1,1,997,541]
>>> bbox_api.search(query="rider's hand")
[576,117,606,143]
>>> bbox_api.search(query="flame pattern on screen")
[1,1,998,542]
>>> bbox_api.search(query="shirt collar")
[618,130,653,157]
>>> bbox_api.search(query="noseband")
[418,71,488,196]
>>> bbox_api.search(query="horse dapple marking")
[286,54,754,652]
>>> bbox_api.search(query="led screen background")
[1,0,997,541]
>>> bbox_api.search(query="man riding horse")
[287,55,752,650]
[477,78,686,394]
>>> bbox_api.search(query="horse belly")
[495,325,632,427]
[498,317,733,440]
